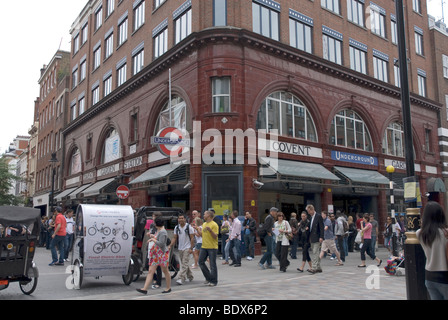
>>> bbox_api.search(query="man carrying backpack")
[169,213,195,285]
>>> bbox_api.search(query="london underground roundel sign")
[151,127,190,157]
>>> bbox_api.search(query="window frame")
[212,77,231,113]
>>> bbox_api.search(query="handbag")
[355,231,362,244]
[284,221,293,241]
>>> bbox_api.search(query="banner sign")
[80,204,134,277]
[331,150,378,166]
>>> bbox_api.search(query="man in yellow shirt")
[199,210,219,286]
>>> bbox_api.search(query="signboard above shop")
[331,150,378,166]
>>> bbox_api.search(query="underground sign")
[151,127,190,157]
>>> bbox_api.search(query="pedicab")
[130,206,182,282]
[68,204,135,289]
[0,206,40,295]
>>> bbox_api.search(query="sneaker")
[208,283,217,287]
[176,279,184,285]
[188,278,194,282]
[246,256,253,261]
[203,281,210,285]
[49,261,57,266]
[258,263,266,270]
[266,264,276,269]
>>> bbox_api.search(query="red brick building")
[33,51,70,215]
[61,0,442,232]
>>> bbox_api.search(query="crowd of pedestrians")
[136,204,403,296]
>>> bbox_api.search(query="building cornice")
[63,27,441,135]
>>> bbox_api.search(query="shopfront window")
[329,109,373,151]
[382,122,404,157]
[256,91,317,141]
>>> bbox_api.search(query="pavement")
[74,246,407,300]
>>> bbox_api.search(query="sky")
[0,0,447,154]
[0,0,86,154]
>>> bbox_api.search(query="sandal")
[335,262,344,266]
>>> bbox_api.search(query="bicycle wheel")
[72,260,83,289]
[103,227,111,236]
[19,266,38,295]
[122,256,136,285]
[169,254,179,279]
[93,242,103,254]
[111,242,121,253]
[88,227,97,236]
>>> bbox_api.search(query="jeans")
[259,234,274,266]
[199,248,218,285]
[370,235,377,257]
[64,233,74,259]
[50,235,65,263]
[221,233,229,259]
[360,239,376,261]
[229,238,241,264]
[244,233,255,258]
[425,280,448,300]
[336,235,345,262]
[290,234,299,258]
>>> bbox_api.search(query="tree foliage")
[0,157,24,206]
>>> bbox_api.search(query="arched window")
[382,122,404,157]
[256,91,318,141]
[101,128,121,164]
[329,110,373,151]
[69,148,82,175]
[154,96,189,134]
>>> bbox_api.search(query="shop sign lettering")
[331,150,378,166]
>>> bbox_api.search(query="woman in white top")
[274,212,292,272]
[192,217,203,269]
[416,201,448,300]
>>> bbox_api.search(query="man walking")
[170,213,195,285]
[49,206,66,266]
[307,204,324,274]
[198,210,219,286]
[319,212,344,266]
[258,207,278,269]
[64,209,75,262]
[228,210,242,267]
[243,211,256,261]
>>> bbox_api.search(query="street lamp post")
[394,0,427,300]
[49,153,58,214]
[386,165,395,219]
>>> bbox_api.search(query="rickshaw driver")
[49,206,67,266]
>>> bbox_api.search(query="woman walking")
[297,211,312,272]
[137,217,172,294]
[358,214,382,268]
[416,201,448,300]
[274,212,292,272]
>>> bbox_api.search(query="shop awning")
[334,166,389,185]
[259,157,340,181]
[54,187,77,202]
[81,178,116,198]
[129,163,181,185]
[426,177,446,193]
[67,184,92,200]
